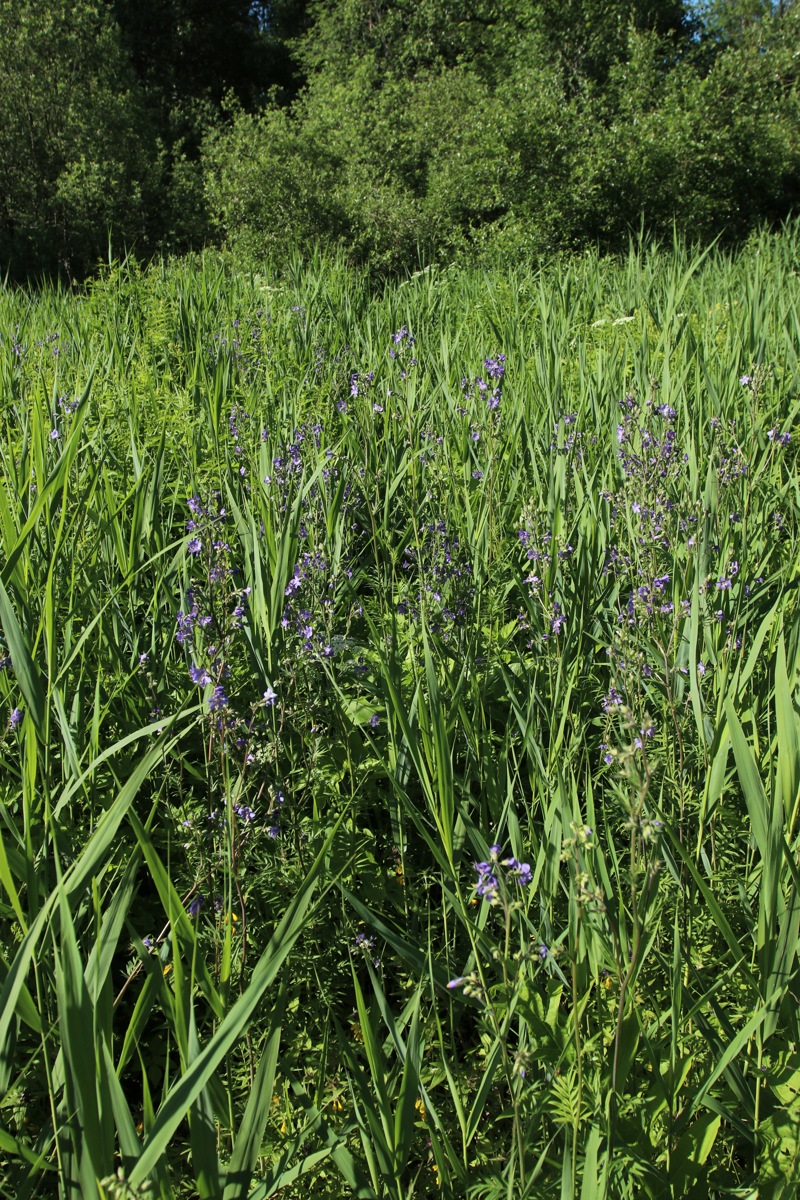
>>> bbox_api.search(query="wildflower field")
[2,230,800,1199]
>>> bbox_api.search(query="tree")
[107,0,312,251]
[293,0,693,89]
[0,0,160,278]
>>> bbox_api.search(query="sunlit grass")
[1,226,800,1197]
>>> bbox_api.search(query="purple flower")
[740,375,752,387]
[50,429,60,440]
[447,977,465,989]
[188,895,204,918]
[503,856,532,886]
[474,862,499,899]
[176,608,197,645]
[208,686,228,711]
[187,538,202,554]
[189,664,212,686]
[484,355,506,380]
[263,686,277,706]
[9,707,23,728]
[603,688,624,712]
[369,713,380,729]
[268,824,280,838]
[234,804,256,823]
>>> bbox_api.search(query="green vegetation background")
[4,3,800,1197]
[1,0,799,279]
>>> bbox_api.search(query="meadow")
[1,229,800,1199]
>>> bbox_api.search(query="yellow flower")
[415,1098,426,1122]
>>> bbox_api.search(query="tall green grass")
[1,227,800,1197]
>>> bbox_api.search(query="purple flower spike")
[189,664,212,686]
[208,686,228,711]
[475,857,500,900]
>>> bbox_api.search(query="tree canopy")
[0,0,797,277]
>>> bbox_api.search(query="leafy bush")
[203,10,800,270]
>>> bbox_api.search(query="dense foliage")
[1,0,799,277]
[2,229,800,1195]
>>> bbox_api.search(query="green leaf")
[0,577,46,736]
[222,983,287,1200]
[128,818,341,1190]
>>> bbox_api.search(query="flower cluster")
[396,522,474,635]
[474,844,532,904]
[461,353,505,413]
